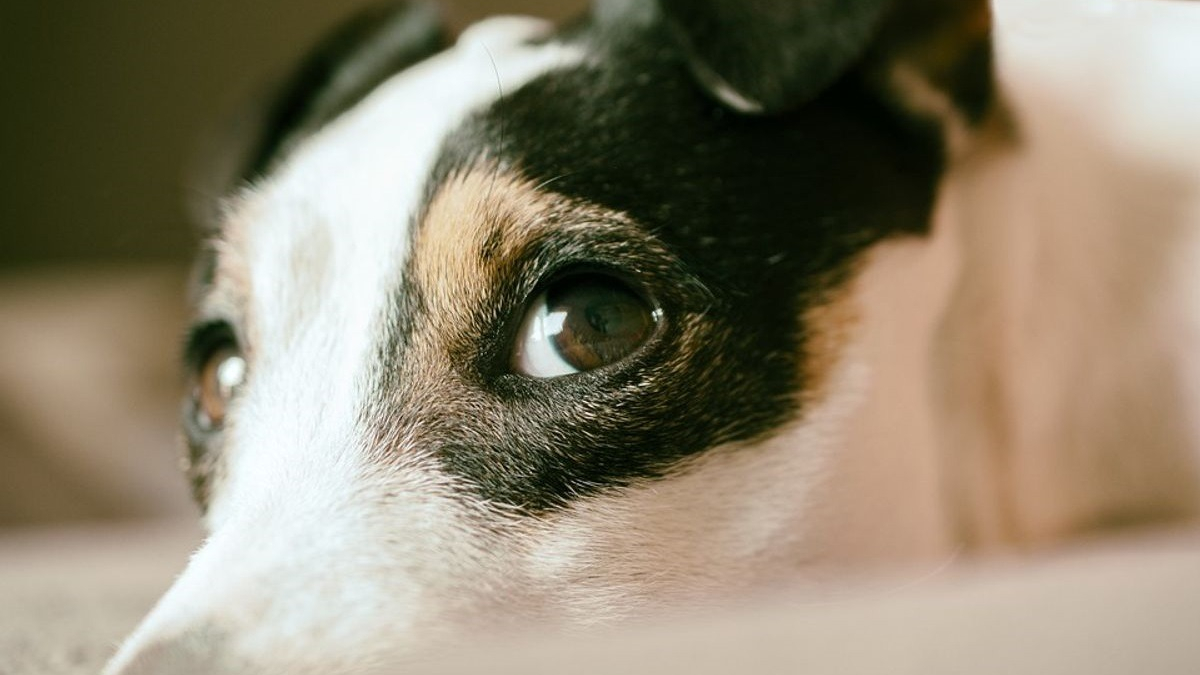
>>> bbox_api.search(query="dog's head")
[108,0,991,672]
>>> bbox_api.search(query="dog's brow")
[188,226,256,351]
[406,164,697,331]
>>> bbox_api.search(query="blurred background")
[0,0,585,527]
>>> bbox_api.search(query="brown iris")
[193,345,246,431]
[515,273,658,377]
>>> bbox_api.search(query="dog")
[104,0,1200,672]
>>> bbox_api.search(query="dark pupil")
[547,275,654,371]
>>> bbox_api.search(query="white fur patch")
[105,18,584,673]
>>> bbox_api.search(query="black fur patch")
[370,14,947,512]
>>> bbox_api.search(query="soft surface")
[0,521,1197,674]
[423,529,1200,675]
[0,521,200,675]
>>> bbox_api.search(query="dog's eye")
[514,274,659,378]
[189,329,247,432]
[195,346,246,431]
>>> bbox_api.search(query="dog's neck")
[927,34,1200,545]
[824,78,1200,557]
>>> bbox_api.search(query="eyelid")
[503,223,702,310]
[183,320,239,371]
[530,263,658,310]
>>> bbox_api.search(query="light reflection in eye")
[196,348,246,431]
[513,274,657,378]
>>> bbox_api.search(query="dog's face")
[108,0,990,672]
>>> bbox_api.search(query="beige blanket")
[1,521,1196,674]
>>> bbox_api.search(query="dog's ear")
[657,0,992,126]
[656,0,889,114]
[190,1,446,226]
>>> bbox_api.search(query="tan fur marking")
[800,265,863,408]
[414,167,558,322]
[414,164,645,343]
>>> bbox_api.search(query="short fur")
[105,1,1200,673]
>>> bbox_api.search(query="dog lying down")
[105,0,1200,672]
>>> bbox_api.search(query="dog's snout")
[105,624,233,675]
